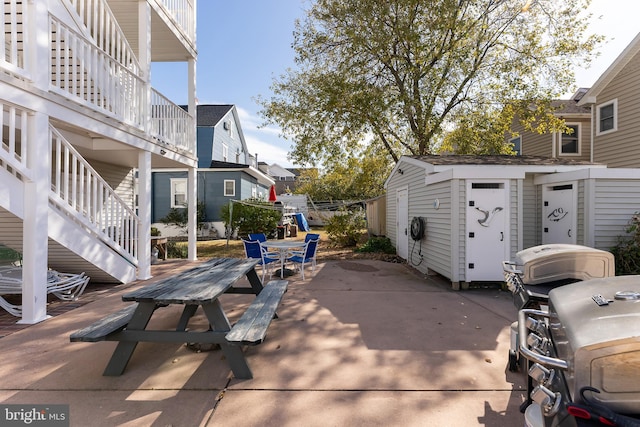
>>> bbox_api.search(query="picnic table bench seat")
[70,304,138,343]
[226,279,288,346]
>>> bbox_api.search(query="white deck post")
[20,111,50,324]
[187,57,197,261]
[137,151,152,280]
[187,166,197,261]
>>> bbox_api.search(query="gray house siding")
[196,128,214,168]
[91,160,135,209]
[590,52,640,168]
[151,171,185,223]
[522,174,539,249]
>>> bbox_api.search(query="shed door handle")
[500,232,504,242]
[568,229,571,238]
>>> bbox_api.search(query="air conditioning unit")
[223,121,230,130]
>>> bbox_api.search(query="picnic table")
[70,258,288,379]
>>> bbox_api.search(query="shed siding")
[522,174,539,249]
[592,52,640,168]
[593,179,640,249]
[455,180,466,281]
[576,180,586,245]
[421,180,453,279]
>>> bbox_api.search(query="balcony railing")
[50,16,146,128]
[158,0,195,43]
[0,102,30,181]
[150,89,194,153]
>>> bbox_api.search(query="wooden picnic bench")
[70,258,288,379]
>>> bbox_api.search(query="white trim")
[223,179,236,197]
[595,99,617,136]
[533,167,640,184]
[170,178,188,208]
[558,122,581,156]
[222,143,228,162]
[509,135,522,155]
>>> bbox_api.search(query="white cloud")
[236,105,296,167]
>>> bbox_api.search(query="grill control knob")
[526,333,550,355]
[531,384,562,417]
[528,363,555,385]
[525,316,547,335]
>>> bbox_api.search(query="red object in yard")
[268,185,277,202]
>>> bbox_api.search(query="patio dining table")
[72,258,271,379]
[260,240,306,279]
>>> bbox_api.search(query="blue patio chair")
[248,233,279,258]
[287,238,319,280]
[304,233,320,243]
[242,239,279,282]
[248,233,267,242]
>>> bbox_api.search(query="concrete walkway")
[0,259,526,426]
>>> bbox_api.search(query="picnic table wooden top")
[122,258,260,305]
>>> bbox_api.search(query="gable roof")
[407,154,596,167]
[196,104,234,126]
[578,31,640,106]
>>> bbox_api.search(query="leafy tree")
[220,198,282,238]
[295,150,392,200]
[259,0,602,165]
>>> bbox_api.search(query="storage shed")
[365,195,387,236]
[384,155,622,289]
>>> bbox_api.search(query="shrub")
[356,236,396,254]
[220,198,281,238]
[166,241,188,259]
[325,209,366,246]
[159,201,206,229]
[610,212,640,275]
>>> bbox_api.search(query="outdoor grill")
[503,244,615,372]
[518,277,640,427]
[504,244,615,311]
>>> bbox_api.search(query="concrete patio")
[0,259,527,426]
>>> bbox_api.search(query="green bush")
[356,236,396,254]
[221,198,281,238]
[159,201,206,228]
[166,241,188,259]
[611,212,640,274]
[325,209,366,246]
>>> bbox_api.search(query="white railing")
[65,0,140,74]
[0,102,30,180]
[150,88,195,153]
[158,0,195,43]
[50,16,146,128]
[50,126,139,263]
[0,0,27,77]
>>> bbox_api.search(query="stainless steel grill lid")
[548,276,640,413]
[515,244,615,285]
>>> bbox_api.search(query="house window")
[224,179,235,197]
[560,124,580,155]
[509,136,521,155]
[222,144,228,162]
[170,178,187,208]
[597,99,617,135]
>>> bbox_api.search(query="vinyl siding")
[592,52,640,168]
[522,174,539,249]
[592,179,640,249]
[422,180,453,279]
[90,160,135,209]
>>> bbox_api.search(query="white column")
[137,151,152,279]
[187,57,197,261]
[187,166,197,261]
[20,111,49,324]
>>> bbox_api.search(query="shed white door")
[542,183,577,244]
[396,188,409,259]
[466,181,509,281]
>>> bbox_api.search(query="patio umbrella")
[268,185,277,202]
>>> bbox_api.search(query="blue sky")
[151,0,640,168]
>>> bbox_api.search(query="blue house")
[151,105,274,237]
